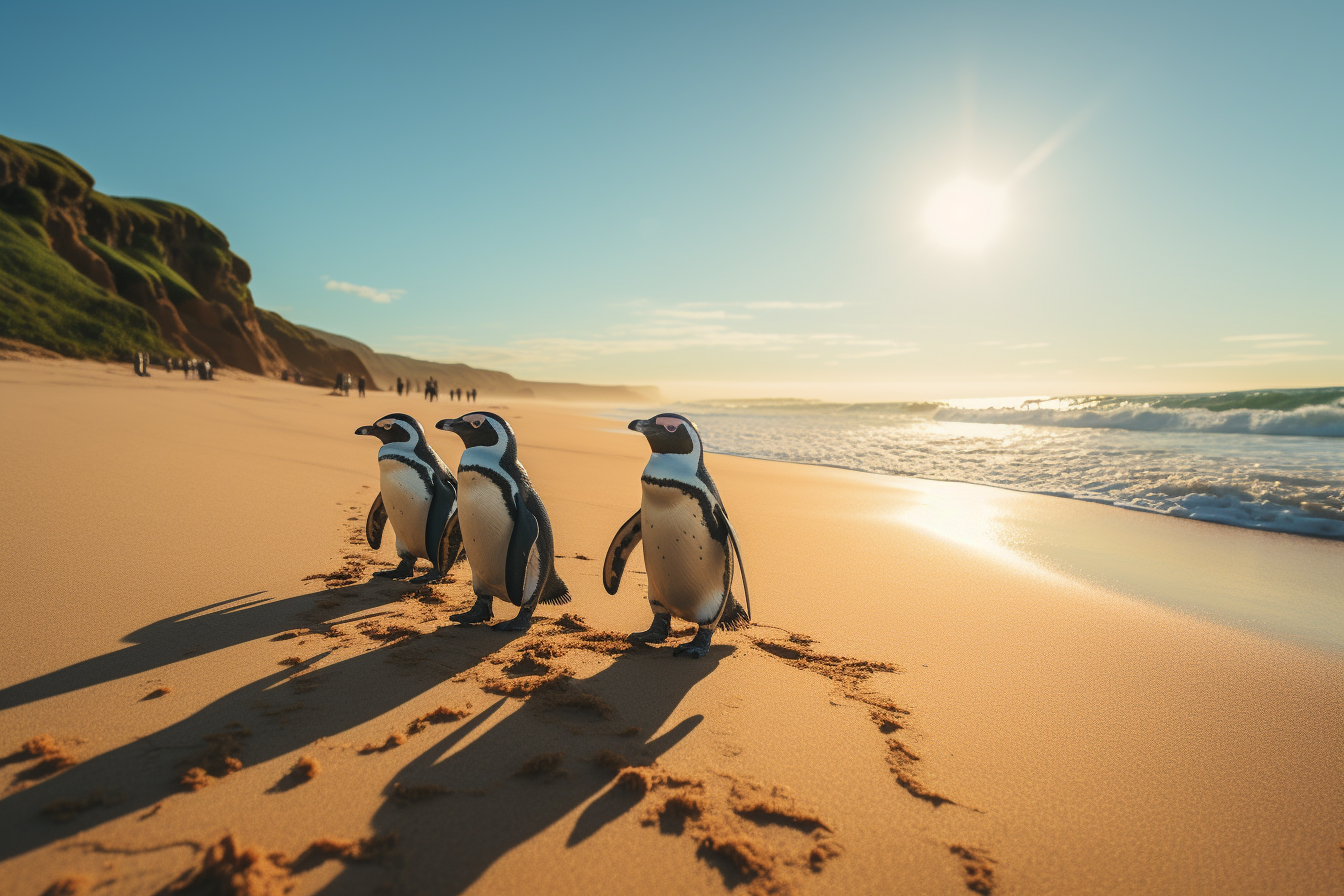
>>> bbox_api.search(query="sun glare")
[923,177,1008,253]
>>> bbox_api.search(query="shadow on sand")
[315,646,727,895]
[0,579,412,713]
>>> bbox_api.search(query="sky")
[4,1,1341,399]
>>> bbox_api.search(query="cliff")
[0,135,287,373]
[0,134,656,402]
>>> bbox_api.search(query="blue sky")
[4,1,1341,398]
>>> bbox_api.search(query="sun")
[922,177,1008,253]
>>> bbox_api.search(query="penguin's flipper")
[436,510,463,574]
[602,509,643,596]
[505,501,541,608]
[714,505,751,622]
[425,476,460,573]
[366,493,388,550]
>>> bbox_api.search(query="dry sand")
[0,356,1340,895]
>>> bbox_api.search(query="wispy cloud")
[977,340,1005,347]
[648,308,753,321]
[1251,340,1327,349]
[322,277,405,304]
[1018,359,1057,366]
[1222,333,1311,342]
[1167,352,1344,368]
[745,301,846,310]
[393,304,917,371]
[1007,342,1049,350]
[1097,356,1126,362]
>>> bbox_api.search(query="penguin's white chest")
[378,458,431,558]
[641,481,728,623]
[458,470,513,595]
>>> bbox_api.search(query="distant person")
[202,360,212,380]
[471,388,476,402]
[282,370,289,382]
[295,371,302,384]
[424,379,432,401]
[396,376,403,396]
[163,357,171,374]
[184,359,192,379]
[334,372,343,394]
[358,375,366,398]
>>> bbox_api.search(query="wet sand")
[0,356,1340,895]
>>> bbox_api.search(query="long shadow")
[317,645,729,895]
[0,623,505,863]
[0,577,414,712]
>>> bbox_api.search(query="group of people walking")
[132,354,212,379]
[394,377,475,402]
[330,373,367,397]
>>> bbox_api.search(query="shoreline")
[1,356,1341,895]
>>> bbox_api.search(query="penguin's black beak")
[628,418,653,433]
[355,425,376,437]
[435,418,465,433]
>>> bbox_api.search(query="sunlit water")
[614,392,1344,541]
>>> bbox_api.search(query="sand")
[0,356,1340,895]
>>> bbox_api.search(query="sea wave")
[632,396,1344,541]
[931,403,1344,437]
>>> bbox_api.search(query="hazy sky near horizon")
[5,1,1341,399]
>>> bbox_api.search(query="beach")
[1,357,1340,895]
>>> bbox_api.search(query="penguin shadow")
[0,632,500,864]
[0,580,415,713]
[315,645,730,896]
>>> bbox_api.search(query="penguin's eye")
[471,419,482,428]
[664,424,678,432]
[655,416,682,433]
[379,423,391,430]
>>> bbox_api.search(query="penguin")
[435,412,570,631]
[355,413,462,581]
[602,413,750,658]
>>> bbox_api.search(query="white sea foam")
[932,402,1344,438]
[618,393,1344,541]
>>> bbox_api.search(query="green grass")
[0,135,230,360]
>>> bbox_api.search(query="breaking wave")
[624,388,1344,540]
[930,402,1344,437]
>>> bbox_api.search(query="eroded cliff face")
[0,135,287,374]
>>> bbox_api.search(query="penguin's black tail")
[718,594,750,630]
[540,576,572,605]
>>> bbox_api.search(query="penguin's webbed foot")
[409,568,443,584]
[373,557,417,579]
[450,596,493,625]
[493,604,535,632]
[672,627,714,659]
[627,612,672,646]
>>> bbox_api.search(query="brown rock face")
[0,134,289,375]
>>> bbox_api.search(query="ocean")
[616,387,1344,541]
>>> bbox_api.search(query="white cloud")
[648,308,753,320]
[1097,356,1126,362]
[1166,352,1344,368]
[745,301,846,310]
[1251,340,1328,349]
[977,340,1005,347]
[1018,359,1057,366]
[1007,342,1049,350]
[1222,333,1311,342]
[322,277,405,304]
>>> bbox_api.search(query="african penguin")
[603,413,750,658]
[435,412,570,631]
[355,413,462,581]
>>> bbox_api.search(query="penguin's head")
[355,413,425,446]
[629,413,700,456]
[436,412,510,450]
